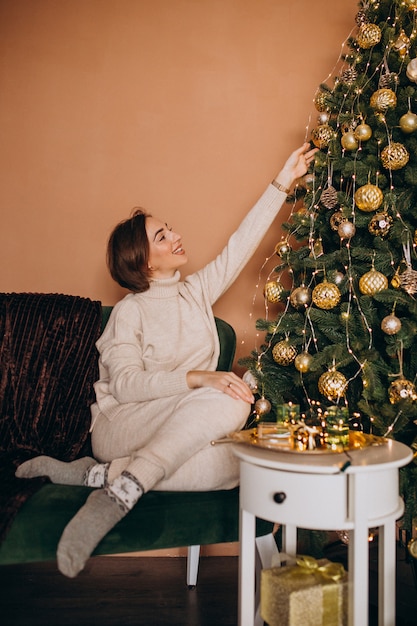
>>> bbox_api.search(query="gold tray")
[227,428,387,455]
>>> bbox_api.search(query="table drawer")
[239,460,349,529]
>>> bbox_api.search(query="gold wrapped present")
[261,555,348,626]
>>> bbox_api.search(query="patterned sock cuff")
[105,471,144,512]
[83,462,109,488]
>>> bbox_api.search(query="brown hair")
[107,208,152,293]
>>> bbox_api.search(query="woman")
[16,143,317,577]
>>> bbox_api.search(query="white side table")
[233,439,412,626]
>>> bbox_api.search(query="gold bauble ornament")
[314,90,328,112]
[318,369,347,401]
[405,0,417,10]
[338,221,356,239]
[400,111,417,134]
[275,240,292,258]
[354,184,383,212]
[359,269,388,295]
[381,142,409,170]
[393,29,410,57]
[370,88,397,112]
[272,340,297,366]
[368,212,392,237]
[341,131,359,151]
[330,210,348,231]
[356,22,382,49]
[290,286,312,309]
[311,124,334,149]
[263,280,284,303]
[354,123,372,142]
[294,352,313,373]
[381,314,402,335]
[255,397,272,416]
[406,58,417,83]
[388,378,417,404]
[312,281,341,309]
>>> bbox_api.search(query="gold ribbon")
[291,554,346,582]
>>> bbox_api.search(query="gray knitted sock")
[15,456,99,486]
[57,473,143,578]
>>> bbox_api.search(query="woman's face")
[145,215,188,278]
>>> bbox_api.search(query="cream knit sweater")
[91,183,287,427]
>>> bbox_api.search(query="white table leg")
[348,473,369,626]
[239,507,256,626]
[281,523,297,558]
[378,519,396,626]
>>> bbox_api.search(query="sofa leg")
[187,544,201,588]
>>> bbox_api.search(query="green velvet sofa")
[0,301,273,584]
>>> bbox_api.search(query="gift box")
[261,556,348,626]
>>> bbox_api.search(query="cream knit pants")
[91,387,250,493]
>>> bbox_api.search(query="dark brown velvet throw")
[0,293,102,544]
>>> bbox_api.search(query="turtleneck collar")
[144,270,181,298]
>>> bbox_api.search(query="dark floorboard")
[0,546,416,626]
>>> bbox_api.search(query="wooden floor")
[0,544,416,626]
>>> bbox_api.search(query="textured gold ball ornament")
[404,0,417,10]
[359,269,388,295]
[406,58,417,83]
[388,378,417,404]
[274,240,292,258]
[354,123,372,142]
[312,281,341,309]
[311,124,334,149]
[255,397,272,416]
[354,184,383,212]
[368,212,392,237]
[338,221,356,239]
[381,143,409,170]
[370,88,397,112]
[381,314,402,335]
[341,131,359,151]
[356,22,382,49]
[290,286,312,309]
[272,340,297,366]
[400,111,417,134]
[318,369,347,401]
[294,352,313,373]
[263,280,284,303]
[314,90,328,112]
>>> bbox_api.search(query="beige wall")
[0,0,358,367]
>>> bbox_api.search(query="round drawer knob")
[273,491,286,504]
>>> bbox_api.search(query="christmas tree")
[240,0,417,529]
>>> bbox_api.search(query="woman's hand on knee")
[186,370,255,404]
